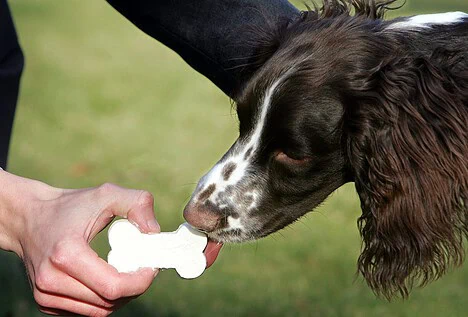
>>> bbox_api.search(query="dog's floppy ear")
[346,49,468,299]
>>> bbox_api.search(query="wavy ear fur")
[235,0,401,96]
[346,48,468,299]
[316,0,401,19]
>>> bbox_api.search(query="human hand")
[0,171,160,316]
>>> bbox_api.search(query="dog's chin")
[207,228,265,243]
[206,218,290,243]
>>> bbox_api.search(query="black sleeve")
[106,0,300,98]
[0,0,25,169]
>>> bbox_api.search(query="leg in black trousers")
[0,0,24,169]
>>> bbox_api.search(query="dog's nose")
[183,203,222,232]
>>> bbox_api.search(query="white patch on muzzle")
[192,75,289,230]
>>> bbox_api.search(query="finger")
[53,242,157,300]
[35,290,113,317]
[35,264,115,308]
[97,183,160,234]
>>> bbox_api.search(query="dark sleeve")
[106,0,300,98]
[0,0,25,169]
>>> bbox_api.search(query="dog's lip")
[204,239,223,268]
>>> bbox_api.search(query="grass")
[2,0,468,316]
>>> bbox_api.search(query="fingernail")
[147,219,160,233]
[134,267,154,276]
[131,268,145,275]
[130,221,140,229]
[153,268,159,277]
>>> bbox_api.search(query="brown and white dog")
[185,0,468,299]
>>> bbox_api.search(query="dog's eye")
[274,150,311,165]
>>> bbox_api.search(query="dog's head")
[184,3,385,242]
[184,15,354,242]
[184,62,348,242]
[184,0,468,299]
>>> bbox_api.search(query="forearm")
[0,169,55,256]
[106,0,300,98]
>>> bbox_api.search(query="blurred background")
[2,0,468,316]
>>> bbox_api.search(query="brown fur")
[232,0,467,299]
[324,0,468,299]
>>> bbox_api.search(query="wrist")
[0,169,60,258]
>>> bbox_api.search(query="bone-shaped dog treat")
[107,220,208,279]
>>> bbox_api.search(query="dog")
[184,0,468,299]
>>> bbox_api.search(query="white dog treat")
[107,220,208,279]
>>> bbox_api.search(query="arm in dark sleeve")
[106,0,300,98]
[0,0,25,169]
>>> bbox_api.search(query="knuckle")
[33,290,50,307]
[35,271,55,292]
[97,182,118,196]
[50,240,73,268]
[137,190,154,208]
[101,282,121,301]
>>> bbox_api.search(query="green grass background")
[2,1,468,316]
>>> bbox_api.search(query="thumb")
[97,183,161,234]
